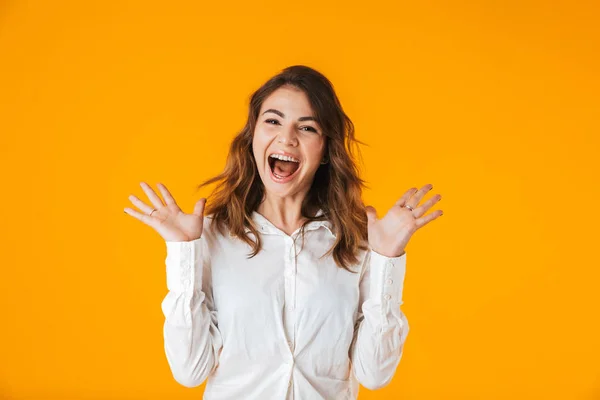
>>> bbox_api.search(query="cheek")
[253,126,272,144]
[305,139,326,165]
[252,131,270,165]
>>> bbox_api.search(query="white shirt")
[161,209,409,399]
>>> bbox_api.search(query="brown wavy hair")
[196,65,370,271]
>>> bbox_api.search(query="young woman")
[124,65,443,399]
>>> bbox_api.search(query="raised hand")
[124,182,207,242]
[365,183,443,257]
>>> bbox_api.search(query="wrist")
[370,246,406,258]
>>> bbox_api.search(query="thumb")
[192,198,207,217]
[365,205,377,225]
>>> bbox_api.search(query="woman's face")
[252,85,326,199]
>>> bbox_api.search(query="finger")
[157,183,178,207]
[394,187,419,207]
[140,182,165,209]
[128,194,155,215]
[193,198,207,217]
[124,207,156,227]
[415,209,443,229]
[365,205,377,224]
[412,193,442,218]
[405,183,433,209]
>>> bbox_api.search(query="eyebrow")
[262,109,319,123]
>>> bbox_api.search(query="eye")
[265,119,280,125]
[300,126,318,133]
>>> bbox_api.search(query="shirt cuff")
[165,237,203,293]
[368,249,407,305]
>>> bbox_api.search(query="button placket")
[283,236,297,354]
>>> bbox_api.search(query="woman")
[124,65,443,399]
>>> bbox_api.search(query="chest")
[209,230,363,318]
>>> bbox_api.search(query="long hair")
[197,65,370,271]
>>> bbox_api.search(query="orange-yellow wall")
[1,1,598,399]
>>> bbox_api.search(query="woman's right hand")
[124,182,206,242]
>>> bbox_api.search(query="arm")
[349,248,409,390]
[160,236,223,388]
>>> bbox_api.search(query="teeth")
[269,154,300,163]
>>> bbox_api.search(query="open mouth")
[268,155,301,182]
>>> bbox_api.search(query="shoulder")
[201,214,218,238]
[201,213,234,244]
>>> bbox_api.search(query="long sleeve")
[349,248,409,390]
[160,236,223,388]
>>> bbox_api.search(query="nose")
[277,125,299,146]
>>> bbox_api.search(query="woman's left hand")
[366,183,444,257]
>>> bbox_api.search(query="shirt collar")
[245,208,335,238]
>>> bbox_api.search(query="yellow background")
[1,0,598,399]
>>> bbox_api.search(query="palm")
[154,204,204,242]
[367,207,416,256]
[366,184,443,257]
[124,182,206,242]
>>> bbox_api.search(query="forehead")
[260,86,315,116]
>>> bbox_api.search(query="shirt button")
[386,278,393,285]
[384,294,392,300]
[288,341,293,348]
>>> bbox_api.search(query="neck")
[256,193,317,236]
